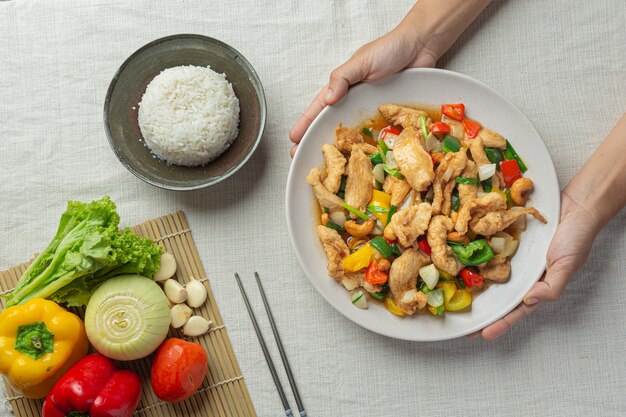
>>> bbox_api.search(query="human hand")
[289,28,440,157]
[478,191,600,340]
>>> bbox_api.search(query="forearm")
[396,0,493,58]
[564,113,626,230]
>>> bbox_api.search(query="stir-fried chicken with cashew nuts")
[307,103,547,317]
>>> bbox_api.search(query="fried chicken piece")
[470,207,547,236]
[321,144,347,194]
[453,160,478,233]
[432,150,467,215]
[469,136,491,166]
[378,104,430,130]
[476,128,507,149]
[427,215,462,277]
[393,127,435,192]
[390,202,433,247]
[479,255,511,283]
[447,119,466,142]
[307,166,345,212]
[344,147,373,214]
[383,174,412,207]
[335,124,378,154]
[316,226,361,290]
[455,191,507,235]
[388,248,430,315]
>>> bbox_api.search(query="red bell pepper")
[417,238,432,256]
[379,125,402,141]
[500,159,523,187]
[42,354,142,417]
[365,260,388,285]
[441,103,465,121]
[430,121,450,135]
[460,268,484,287]
[462,117,481,139]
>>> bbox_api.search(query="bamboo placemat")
[0,210,257,417]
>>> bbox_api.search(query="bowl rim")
[285,67,560,341]
[103,33,267,191]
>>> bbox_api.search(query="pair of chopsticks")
[234,272,307,417]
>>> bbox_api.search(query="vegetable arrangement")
[309,103,547,317]
[0,197,215,413]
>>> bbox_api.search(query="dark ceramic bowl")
[104,34,266,191]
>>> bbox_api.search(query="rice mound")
[138,65,240,167]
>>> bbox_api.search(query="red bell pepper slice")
[379,126,402,141]
[462,117,481,139]
[460,268,484,287]
[418,239,432,256]
[430,121,450,135]
[500,159,523,187]
[441,103,465,121]
[365,260,388,285]
[42,354,142,417]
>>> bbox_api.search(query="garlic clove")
[182,316,212,337]
[154,252,177,282]
[185,278,208,308]
[170,304,192,329]
[163,279,187,304]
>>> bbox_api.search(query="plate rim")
[286,67,560,341]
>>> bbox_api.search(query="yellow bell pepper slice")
[368,190,392,225]
[440,282,457,303]
[342,244,376,272]
[384,297,406,317]
[445,289,473,311]
[0,298,88,399]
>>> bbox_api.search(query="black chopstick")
[255,272,307,416]
[234,273,294,416]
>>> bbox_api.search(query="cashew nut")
[431,151,445,164]
[509,178,534,205]
[321,212,330,225]
[447,231,470,245]
[344,218,375,238]
[383,223,397,241]
[378,259,391,272]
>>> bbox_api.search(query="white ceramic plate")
[286,68,559,341]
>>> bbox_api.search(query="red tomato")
[379,126,402,141]
[417,239,432,256]
[430,122,450,135]
[151,338,208,403]
[462,118,481,139]
[441,103,465,121]
[500,160,523,187]
[460,268,484,287]
[365,260,388,285]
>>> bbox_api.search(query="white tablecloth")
[1,1,625,416]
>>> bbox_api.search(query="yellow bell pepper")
[384,297,406,317]
[439,282,472,311]
[342,244,376,272]
[368,190,392,226]
[0,298,88,399]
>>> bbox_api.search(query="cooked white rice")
[138,65,240,167]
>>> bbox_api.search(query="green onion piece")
[387,204,398,224]
[504,189,513,208]
[367,205,390,214]
[382,165,404,180]
[455,274,467,289]
[485,147,504,165]
[390,243,402,257]
[455,176,479,185]
[370,153,383,165]
[361,127,373,138]
[325,221,345,232]
[369,291,386,302]
[323,207,330,214]
[482,177,493,193]
[449,239,495,266]
[435,305,444,315]
[442,135,461,153]
[341,203,369,221]
[503,140,528,172]
[377,140,389,164]
[420,115,429,140]
[374,180,383,190]
[337,175,347,198]
[451,189,460,212]
[369,236,394,258]
[419,282,432,294]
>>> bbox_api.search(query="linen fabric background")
[1,1,625,416]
